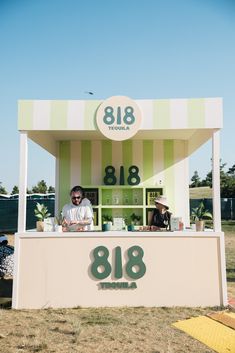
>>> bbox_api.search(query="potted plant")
[191,201,212,231]
[130,213,141,228]
[55,212,63,232]
[102,214,113,231]
[34,202,51,232]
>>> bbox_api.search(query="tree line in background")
[0,180,55,195]
[190,162,235,197]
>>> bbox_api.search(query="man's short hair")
[70,185,85,197]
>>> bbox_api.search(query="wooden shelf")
[83,186,163,229]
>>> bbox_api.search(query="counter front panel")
[12,231,226,309]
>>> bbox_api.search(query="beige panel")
[136,99,153,129]
[67,100,85,130]
[205,98,223,128]
[170,99,188,128]
[14,233,223,309]
[33,101,51,130]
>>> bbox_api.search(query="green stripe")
[188,99,205,128]
[50,101,68,129]
[102,189,113,205]
[125,189,133,204]
[164,140,175,210]
[18,100,33,130]
[153,100,170,129]
[59,141,71,211]
[143,140,153,181]
[122,140,132,173]
[81,141,92,184]
[84,100,102,130]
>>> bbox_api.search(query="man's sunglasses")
[72,196,81,200]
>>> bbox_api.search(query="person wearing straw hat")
[150,196,172,230]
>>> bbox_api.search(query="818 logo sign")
[90,245,146,290]
[96,96,142,141]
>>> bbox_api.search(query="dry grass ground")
[0,226,234,353]
[222,222,235,299]
[0,306,221,353]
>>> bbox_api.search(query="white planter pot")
[195,220,205,232]
[36,221,44,232]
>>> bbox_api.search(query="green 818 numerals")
[91,245,146,280]
[103,106,135,125]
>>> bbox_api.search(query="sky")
[0,0,235,193]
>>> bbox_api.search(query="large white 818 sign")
[96,96,142,141]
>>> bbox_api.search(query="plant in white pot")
[191,201,212,231]
[54,212,63,232]
[34,202,51,232]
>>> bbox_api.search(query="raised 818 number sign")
[90,245,146,281]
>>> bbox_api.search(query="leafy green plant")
[191,201,212,221]
[34,202,51,221]
[102,214,113,223]
[130,213,141,225]
[55,211,63,225]
[124,217,131,226]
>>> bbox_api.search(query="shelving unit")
[84,186,163,229]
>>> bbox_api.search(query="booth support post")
[17,131,28,232]
[212,130,221,232]
[212,130,228,306]
[55,143,60,217]
[13,131,28,308]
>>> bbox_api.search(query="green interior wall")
[58,139,182,213]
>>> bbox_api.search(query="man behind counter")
[62,186,93,231]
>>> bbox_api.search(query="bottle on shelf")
[113,193,119,205]
[123,192,129,205]
[133,191,139,205]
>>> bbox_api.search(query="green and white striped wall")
[58,139,189,221]
[18,98,222,130]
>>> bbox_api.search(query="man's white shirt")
[62,198,94,230]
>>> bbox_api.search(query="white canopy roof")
[18,97,222,156]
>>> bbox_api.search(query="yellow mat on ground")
[207,311,235,330]
[173,316,235,353]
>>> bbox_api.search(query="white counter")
[12,230,227,309]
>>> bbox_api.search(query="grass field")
[189,186,213,199]
[0,226,234,353]
[0,306,224,353]
[222,222,235,298]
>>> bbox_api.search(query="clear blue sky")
[0,0,234,193]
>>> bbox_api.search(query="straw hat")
[154,196,169,209]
